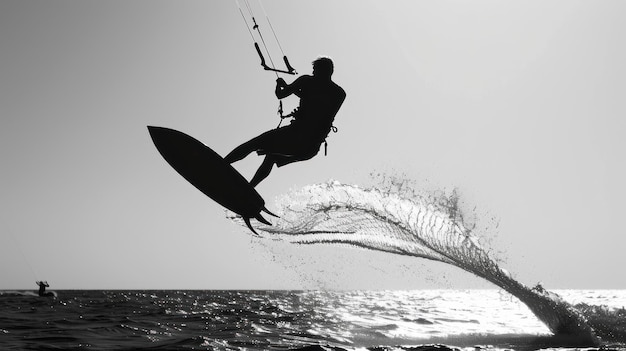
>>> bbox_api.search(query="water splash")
[229,180,616,344]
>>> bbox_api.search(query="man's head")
[312,56,334,78]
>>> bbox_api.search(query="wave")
[0,290,57,298]
[229,180,623,345]
[0,291,39,297]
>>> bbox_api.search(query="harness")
[276,107,338,156]
[324,125,339,156]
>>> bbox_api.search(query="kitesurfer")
[224,56,346,187]
[36,281,53,297]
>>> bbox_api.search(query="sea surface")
[5,181,624,350]
[1,289,625,350]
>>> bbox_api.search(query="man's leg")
[249,156,275,187]
[224,128,283,164]
[224,136,262,164]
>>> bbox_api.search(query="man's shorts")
[254,125,322,167]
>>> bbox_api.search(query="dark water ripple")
[1,290,622,351]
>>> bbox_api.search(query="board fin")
[243,214,272,235]
[255,213,271,226]
[243,217,259,236]
[262,206,279,218]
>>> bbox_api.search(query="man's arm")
[275,76,307,99]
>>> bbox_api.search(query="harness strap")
[323,125,338,156]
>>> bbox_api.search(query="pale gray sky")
[1,0,625,289]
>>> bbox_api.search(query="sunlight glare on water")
[1,289,625,350]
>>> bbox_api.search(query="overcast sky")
[1,0,625,290]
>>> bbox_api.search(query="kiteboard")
[147,126,276,234]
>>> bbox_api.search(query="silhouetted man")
[36,281,53,297]
[224,56,346,187]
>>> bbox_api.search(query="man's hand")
[276,78,287,88]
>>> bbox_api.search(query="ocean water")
[5,180,624,350]
[1,289,625,350]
